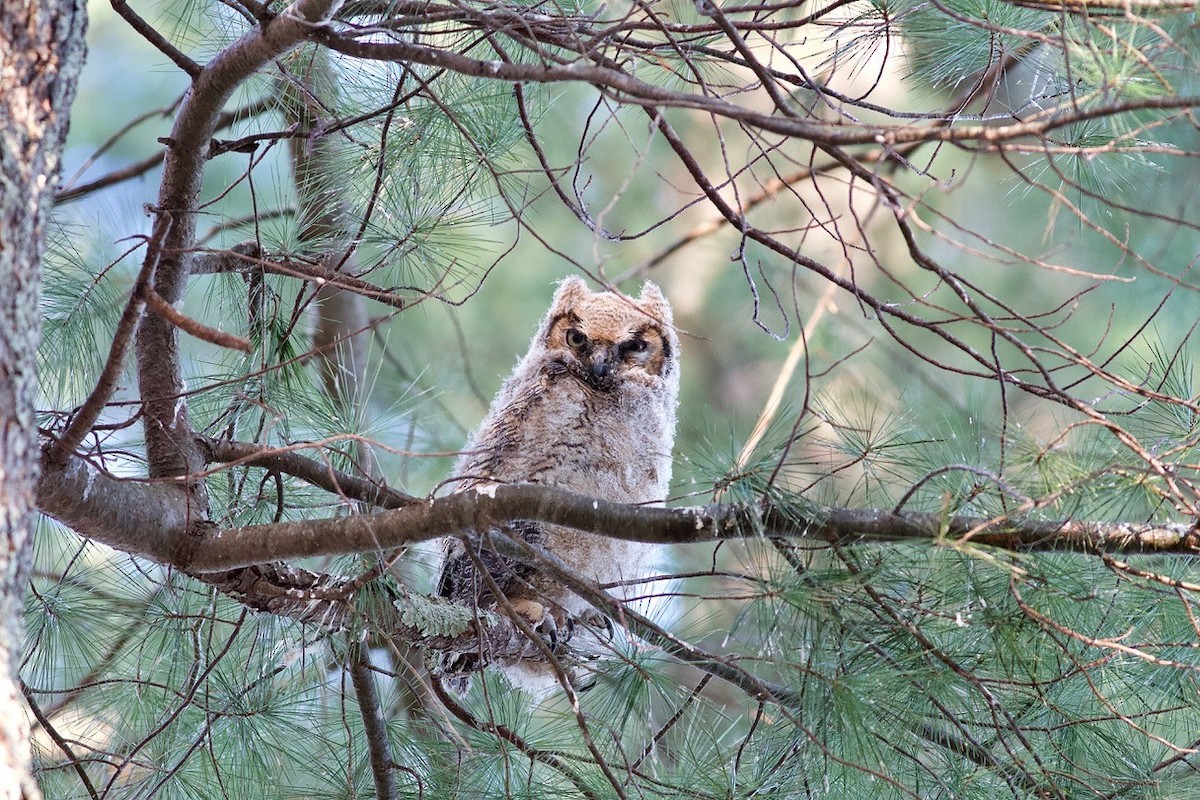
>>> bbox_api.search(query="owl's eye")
[565,328,588,349]
[623,338,648,354]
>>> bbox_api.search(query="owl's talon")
[543,611,574,653]
[509,598,570,651]
[575,609,614,640]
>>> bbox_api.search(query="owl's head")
[539,276,678,392]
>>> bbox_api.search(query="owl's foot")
[508,598,571,652]
[575,609,614,640]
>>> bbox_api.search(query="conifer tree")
[13,0,1200,796]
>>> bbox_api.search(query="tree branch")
[135,0,345,488]
[429,677,605,800]
[198,435,416,509]
[143,286,251,352]
[55,95,277,204]
[189,246,407,309]
[182,485,1200,572]
[36,449,204,565]
[48,215,172,465]
[110,0,201,77]
[316,29,1200,149]
[35,448,1200,578]
[349,646,398,800]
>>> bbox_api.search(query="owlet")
[436,276,679,695]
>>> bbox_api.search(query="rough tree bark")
[0,0,87,797]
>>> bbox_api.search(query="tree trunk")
[0,1,87,797]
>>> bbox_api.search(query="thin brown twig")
[199,435,416,508]
[21,681,101,800]
[430,676,606,800]
[143,287,251,352]
[109,0,201,78]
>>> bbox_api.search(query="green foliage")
[38,223,129,409]
[395,589,480,638]
[28,0,1200,795]
[897,0,1051,90]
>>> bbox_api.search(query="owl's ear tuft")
[550,276,590,314]
[637,281,673,325]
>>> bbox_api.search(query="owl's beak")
[590,347,613,380]
[588,346,618,387]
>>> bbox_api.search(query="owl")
[436,276,679,695]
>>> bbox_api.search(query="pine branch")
[55,95,276,204]
[109,0,201,78]
[37,447,1200,575]
[198,435,416,509]
[189,245,407,308]
[134,0,347,488]
[316,29,1200,149]
[183,486,1200,570]
[429,677,607,800]
[47,215,173,465]
[142,286,251,352]
[490,529,805,709]
[21,681,101,800]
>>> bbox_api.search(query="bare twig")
[430,677,606,800]
[143,287,252,352]
[199,435,416,508]
[109,0,201,78]
[21,681,101,800]
[190,247,407,308]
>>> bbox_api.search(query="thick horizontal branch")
[36,447,1200,574]
[36,447,203,564]
[35,446,1200,689]
[179,486,1200,571]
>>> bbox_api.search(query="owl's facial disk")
[547,312,669,391]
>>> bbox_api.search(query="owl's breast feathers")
[457,356,669,495]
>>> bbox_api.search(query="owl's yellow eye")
[565,328,588,349]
